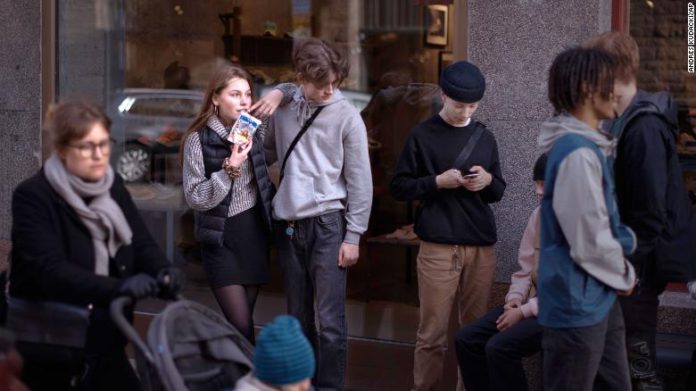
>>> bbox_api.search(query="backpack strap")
[452,123,485,170]
[279,106,325,184]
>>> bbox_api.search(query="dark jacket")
[195,127,274,245]
[10,169,168,351]
[610,90,696,282]
[390,115,506,245]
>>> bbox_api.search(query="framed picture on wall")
[438,51,453,77]
[424,5,448,47]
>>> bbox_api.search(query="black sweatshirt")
[390,114,505,245]
[612,90,696,282]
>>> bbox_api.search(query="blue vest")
[538,133,635,328]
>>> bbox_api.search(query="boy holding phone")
[390,60,506,391]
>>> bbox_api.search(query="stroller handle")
[110,296,156,364]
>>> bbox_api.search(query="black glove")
[118,273,159,299]
[156,267,185,300]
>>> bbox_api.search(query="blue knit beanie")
[440,60,486,103]
[254,315,315,386]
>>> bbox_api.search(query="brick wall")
[630,0,696,106]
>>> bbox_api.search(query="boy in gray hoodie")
[264,38,372,391]
[537,47,637,390]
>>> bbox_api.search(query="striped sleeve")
[182,132,233,211]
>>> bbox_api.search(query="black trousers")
[542,301,631,391]
[454,304,542,391]
[18,342,140,391]
[275,211,347,391]
[619,261,667,388]
[17,341,85,391]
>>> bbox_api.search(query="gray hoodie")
[265,85,373,245]
[538,115,636,291]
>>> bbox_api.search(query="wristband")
[222,158,242,178]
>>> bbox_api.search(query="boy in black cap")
[391,60,506,390]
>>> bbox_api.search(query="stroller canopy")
[148,300,255,391]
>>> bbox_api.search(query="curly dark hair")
[548,47,616,115]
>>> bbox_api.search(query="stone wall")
[467,0,612,281]
[0,1,42,240]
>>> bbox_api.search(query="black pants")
[542,300,630,391]
[454,304,542,391]
[17,341,85,391]
[18,342,140,391]
[619,263,667,388]
[275,211,347,391]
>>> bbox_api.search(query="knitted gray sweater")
[182,115,259,217]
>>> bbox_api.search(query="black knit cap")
[440,61,486,103]
[533,154,548,182]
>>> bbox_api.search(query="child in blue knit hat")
[234,315,315,391]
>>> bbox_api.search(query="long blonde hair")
[180,64,255,161]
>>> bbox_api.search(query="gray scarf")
[292,86,320,125]
[44,153,132,276]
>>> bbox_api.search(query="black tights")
[213,284,260,344]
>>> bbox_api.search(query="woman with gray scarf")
[9,100,182,390]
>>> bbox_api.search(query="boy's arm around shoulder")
[552,148,636,291]
[274,82,297,107]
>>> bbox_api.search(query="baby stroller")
[111,296,254,391]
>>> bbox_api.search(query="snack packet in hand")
[228,112,262,144]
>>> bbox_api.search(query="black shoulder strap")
[452,124,485,170]
[279,106,325,184]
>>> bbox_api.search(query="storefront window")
[630,0,696,209]
[54,0,457,343]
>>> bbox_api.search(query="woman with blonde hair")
[182,63,289,343]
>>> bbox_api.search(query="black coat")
[10,169,168,351]
[612,90,696,283]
